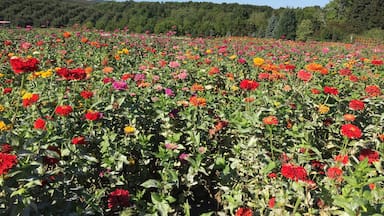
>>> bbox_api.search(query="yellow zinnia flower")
[0,105,5,112]
[122,48,129,54]
[22,92,33,100]
[318,104,330,114]
[0,121,11,131]
[253,57,265,66]
[229,55,237,60]
[41,69,53,78]
[124,126,136,135]
[231,85,239,91]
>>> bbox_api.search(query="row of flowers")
[0,28,383,215]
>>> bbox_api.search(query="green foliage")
[361,28,384,41]
[296,19,314,41]
[0,27,383,216]
[275,9,297,40]
[0,0,383,41]
[346,0,384,33]
[265,14,279,38]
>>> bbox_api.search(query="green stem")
[292,196,302,215]
[342,136,349,152]
[11,74,26,125]
[269,126,274,160]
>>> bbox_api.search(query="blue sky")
[116,0,330,9]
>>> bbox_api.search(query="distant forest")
[0,0,383,41]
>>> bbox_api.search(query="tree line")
[0,0,383,41]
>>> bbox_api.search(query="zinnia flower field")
[0,28,383,215]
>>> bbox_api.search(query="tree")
[265,14,279,38]
[275,9,297,40]
[296,19,313,41]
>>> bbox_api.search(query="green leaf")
[200,212,214,216]
[261,161,276,175]
[11,188,26,197]
[84,155,99,163]
[366,176,384,185]
[183,201,191,216]
[141,179,161,189]
[151,193,172,216]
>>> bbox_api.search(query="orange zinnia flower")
[343,114,355,121]
[189,96,206,107]
[305,63,323,72]
[191,83,204,92]
[379,134,384,142]
[63,31,71,38]
[263,116,278,125]
[84,66,93,74]
[208,67,220,76]
[244,97,255,103]
[103,66,114,73]
[81,37,88,43]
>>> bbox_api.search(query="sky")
[116,0,330,9]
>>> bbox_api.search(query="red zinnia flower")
[80,90,93,99]
[311,88,321,94]
[258,73,270,80]
[33,117,46,130]
[284,64,296,71]
[235,207,253,216]
[323,118,333,127]
[268,197,275,208]
[310,160,326,175]
[263,115,279,125]
[334,154,349,165]
[323,86,338,95]
[369,183,375,190]
[85,110,102,121]
[326,167,343,181]
[108,188,130,209]
[365,85,381,97]
[56,68,87,80]
[0,152,18,175]
[43,146,61,166]
[4,40,12,46]
[349,75,359,82]
[297,70,312,82]
[103,77,114,84]
[371,59,383,66]
[268,172,277,179]
[1,144,13,153]
[281,163,308,182]
[72,136,86,145]
[358,149,379,164]
[22,93,39,107]
[339,68,351,76]
[341,124,362,139]
[10,57,39,74]
[349,99,365,111]
[55,105,73,116]
[239,79,259,91]
[3,88,12,94]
